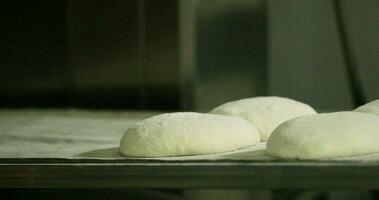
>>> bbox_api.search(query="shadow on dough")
[74,144,275,161]
[76,147,124,159]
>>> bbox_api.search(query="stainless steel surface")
[2,161,379,189]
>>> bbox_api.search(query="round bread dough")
[355,99,379,115]
[210,96,316,141]
[120,112,260,157]
[267,111,379,160]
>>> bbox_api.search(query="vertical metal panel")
[144,0,180,110]
[193,0,267,110]
[1,0,182,110]
[268,0,354,110]
[179,0,197,110]
[68,0,180,110]
[340,0,379,103]
[68,0,142,108]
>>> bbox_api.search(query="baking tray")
[1,110,379,189]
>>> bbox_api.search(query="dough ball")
[267,112,379,160]
[210,96,316,141]
[355,99,379,115]
[120,112,260,157]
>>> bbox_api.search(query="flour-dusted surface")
[355,99,379,115]
[0,109,157,158]
[0,109,271,160]
[267,112,379,160]
[120,112,260,157]
[2,109,379,162]
[210,96,317,141]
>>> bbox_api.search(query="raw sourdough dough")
[355,99,379,115]
[120,112,260,157]
[210,96,316,141]
[267,112,379,160]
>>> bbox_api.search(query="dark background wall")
[0,0,180,110]
[193,0,267,110]
[1,0,379,111]
[1,1,70,107]
[268,0,379,111]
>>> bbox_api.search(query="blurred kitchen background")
[1,0,379,111]
[2,1,379,200]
